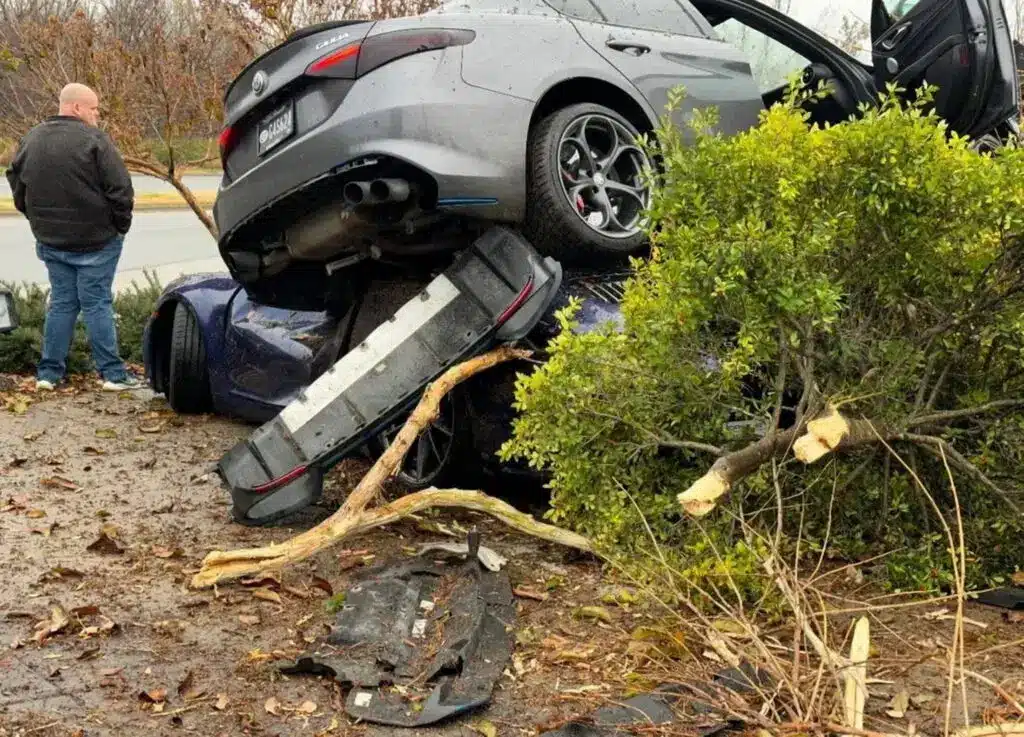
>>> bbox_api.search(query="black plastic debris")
[976,587,1024,610]
[281,532,516,726]
[539,662,773,737]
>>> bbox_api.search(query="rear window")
[544,0,706,37]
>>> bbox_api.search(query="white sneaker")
[102,376,145,392]
[36,379,56,391]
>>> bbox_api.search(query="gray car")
[213,0,1019,312]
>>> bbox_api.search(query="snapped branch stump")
[191,345,595,589]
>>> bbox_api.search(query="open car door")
[871,0,1019,140]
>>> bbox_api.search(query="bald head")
[59,83,100,127]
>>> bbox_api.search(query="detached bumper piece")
[281,532,516,726]
[219,226,563,525]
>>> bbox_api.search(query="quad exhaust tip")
[343,178,411,206]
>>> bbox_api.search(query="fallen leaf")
[138,688,168,704]
[83,446,106,455]
[711,618,748,636]
[297,700,317,714]
[23,429,45,442]
[1012,571,1024,586]
[39,566,85,582]
[239,614,260,626]
[77,647,101,661]
[513,587,548,602]
[40,476,80,491]
[1005,611,1024,624]
[71,605,100,617]
[215,693,229,710]
[100,667,123,677]
[176,670,195,697]
[87,525,124,555]
[26,509,46,519]
[138,420,167,434]
[95,428,117,439]
[33,605,71,644]
[254,589,282,605]
[887,689,910,719]
[573,606,612,624]
[30,522,59,537]
[6,457,28,470]
[152,546,184,559]
[911,693,937,706]
[265,696,282,715]
[311,576,333,596]
[468,718,498,737]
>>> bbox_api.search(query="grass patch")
[0,272,163,375]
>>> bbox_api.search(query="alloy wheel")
[375,394,458,486]
[557,113,651,239]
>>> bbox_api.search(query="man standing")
[5,82,141,391]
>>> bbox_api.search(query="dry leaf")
[24,429,46,442]
[887,689,910,718]
[297,700,317,714]
[311,576,333,596]
[71,605,100,618]
[176,670,195,697]
[30,522,58,537]
[468,718,498,737]
[41,476,80,491]
[95,428,117,439]
[254,589,282,605]
[239,614,260,626]
[87,525,124,555]
[264,696,282,715]
[911,693,937,706]
[138,420,167,434]
[513,587,548,602]
[27,509,46,519]
[138,688,167,704]
[33,605,71,644]
[215,693,229,710]
[1005,611,1024,624]
[573,606,612,624]
[152,546,184,559]
[1012,571,1024,586]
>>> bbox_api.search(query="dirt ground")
[1,380,1022,737]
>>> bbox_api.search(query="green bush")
[0,271,162,375]
[501,85,1024,594]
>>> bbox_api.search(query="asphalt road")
[0,211,226,293]
[0,173,221,197]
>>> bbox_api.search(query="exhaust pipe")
[342,181,371,206]
[368,178,410,204]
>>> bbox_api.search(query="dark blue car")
[142,229,627,518]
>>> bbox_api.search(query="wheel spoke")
[594,188,624,232]
[599,143,645,175]
[605,180,647,207]
[413,436,430,479]
[562,136,598,176]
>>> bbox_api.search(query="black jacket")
[5,116,134,251]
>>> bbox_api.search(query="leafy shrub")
[0,271,162,374]
[502,85,1024,594]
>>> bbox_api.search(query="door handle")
[606,40,651,56]
[880,23,911,51]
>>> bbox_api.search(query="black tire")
[523,102,652,263]
[168,301,211,414]
[367,388,474,491]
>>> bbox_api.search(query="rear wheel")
[368,388,472,491]
[523,102,653,263]
[168,301,211,414]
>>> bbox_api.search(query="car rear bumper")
[213,48,533,250]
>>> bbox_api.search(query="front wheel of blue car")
[167,301,211,415]
[524,102,653,264]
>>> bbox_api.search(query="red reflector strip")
[250,464,310,494]
[496,276,535,326]
[307,42,361,74]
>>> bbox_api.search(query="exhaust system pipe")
[342,181,372,206]
[368,178,410,204]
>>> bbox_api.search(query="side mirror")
[0,289,19,334]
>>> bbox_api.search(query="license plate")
[257,103,294,156]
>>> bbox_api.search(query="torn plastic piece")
[219,227,563,525]
[280,535,516,727]
[976,587,1024,610]
[417,541,508,572]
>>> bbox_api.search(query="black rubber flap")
[281,548,516,726]
[219,226,562,525]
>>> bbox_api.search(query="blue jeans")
[36,236,128,384]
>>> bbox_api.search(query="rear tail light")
[305,28,475,79]
[218,125,239,164]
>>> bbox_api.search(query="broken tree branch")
[191,346,595,589]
